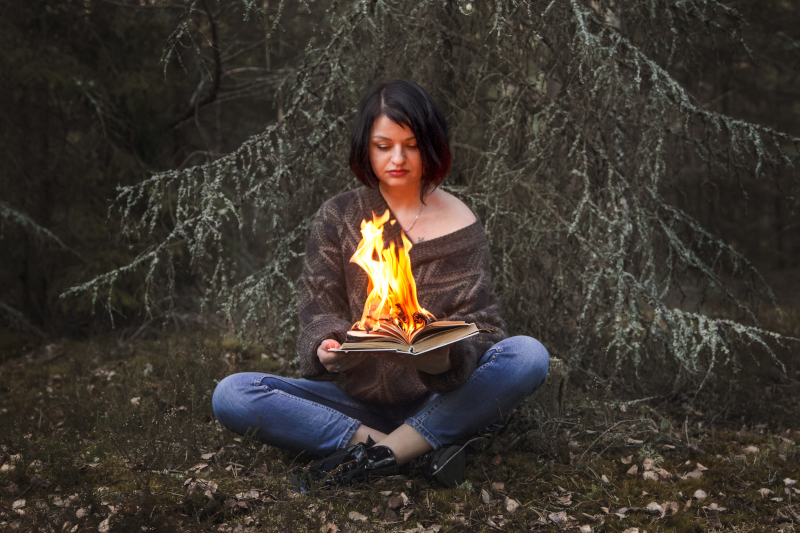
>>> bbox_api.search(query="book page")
[409,320,467,343]
[331,322,477,355]
[331,336,410,352]
[410,324,479,354]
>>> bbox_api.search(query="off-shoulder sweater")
[296,186,508,406]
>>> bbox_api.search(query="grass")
[1,334,799,532]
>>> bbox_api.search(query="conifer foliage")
[68,0,799,393]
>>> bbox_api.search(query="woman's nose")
[391,146,406,164]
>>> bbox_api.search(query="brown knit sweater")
[297,186,508,406]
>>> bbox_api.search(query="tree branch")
[169,0,221,127]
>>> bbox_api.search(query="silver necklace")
[405,203,425,233]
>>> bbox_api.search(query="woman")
[212,80,549,489]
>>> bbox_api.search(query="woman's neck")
[378,182,427,213]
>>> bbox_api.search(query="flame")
[350,210,435,335]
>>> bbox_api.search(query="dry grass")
[1,334,799,532]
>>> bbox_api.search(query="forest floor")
[0,334,798,533]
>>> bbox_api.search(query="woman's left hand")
[374,345,452,375]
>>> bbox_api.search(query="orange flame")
[350,210,435,335]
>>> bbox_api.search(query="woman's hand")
[317,339,368,373]
[374,345,452,375]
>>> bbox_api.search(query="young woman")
[212,80,549,489]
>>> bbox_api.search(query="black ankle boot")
[406,445,466,488]
[293,441,399,493]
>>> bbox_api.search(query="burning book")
[331,210,478,355]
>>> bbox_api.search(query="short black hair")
[350,80,451,201]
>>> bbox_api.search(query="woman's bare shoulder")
[436,190,477,225]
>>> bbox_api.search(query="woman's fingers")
[317,339,368,373]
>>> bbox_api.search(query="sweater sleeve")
[415,238,508,394]
[296,202,353,381]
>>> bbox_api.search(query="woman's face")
[369,115,422,192]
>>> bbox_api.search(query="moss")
[2,335,799,532]
[220,337,243,353]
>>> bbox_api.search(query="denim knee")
[212,372,259,430]
[491,336,549,397]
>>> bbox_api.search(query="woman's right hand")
[317,339,368,373]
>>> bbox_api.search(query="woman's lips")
[387,170,408,177]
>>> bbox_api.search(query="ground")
[0,335,798,532]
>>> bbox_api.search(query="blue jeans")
[212,336,549,456]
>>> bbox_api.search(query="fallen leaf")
[380,491,393,496]
[622,529,640,533]
[98,517,111,533]
[646,502,662,514]
[348,511,367,522]
[200,453,215,460]
[548,511,569,525]
[643,458,655,471]
[30,474,51,488]
[402,509,414,522]
[662,501,679,517]
[662,444,676,450]
[491,482,505,491]
[771,497,784,503]
[642,471,659,481]
[504,496,520,513]
[579,526,592,533]
[12,499,25,509]
[76,507,90,519]
[704,503,728,512]
[655,468,674,480]
[626,464,639,475]
[627,438,644,445]
[684,500,692,511]
[759,488,774,498]
[388,493,408,509]
[620,455,633,464]
[320,523,339,533]
[481,489,490,504]
[492,454,502,466]
[784,478,797,486]
[554,494,573,506]
[744,445,759,454]
[600,507,610,514]
[682,469,703,479]
[695,463,709,471]
[693,490,707,500]
[601,475,609,483]
[568,440,581,450]
[130,397,140,405]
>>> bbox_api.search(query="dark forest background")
[1,0,798,370]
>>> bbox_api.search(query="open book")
[330,320,479,355]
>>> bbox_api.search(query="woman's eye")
[377,145,389,150]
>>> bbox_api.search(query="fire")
[350,210,435,335]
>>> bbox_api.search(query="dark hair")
[350,80,451,201]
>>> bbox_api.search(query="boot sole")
[433,446,465,488]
